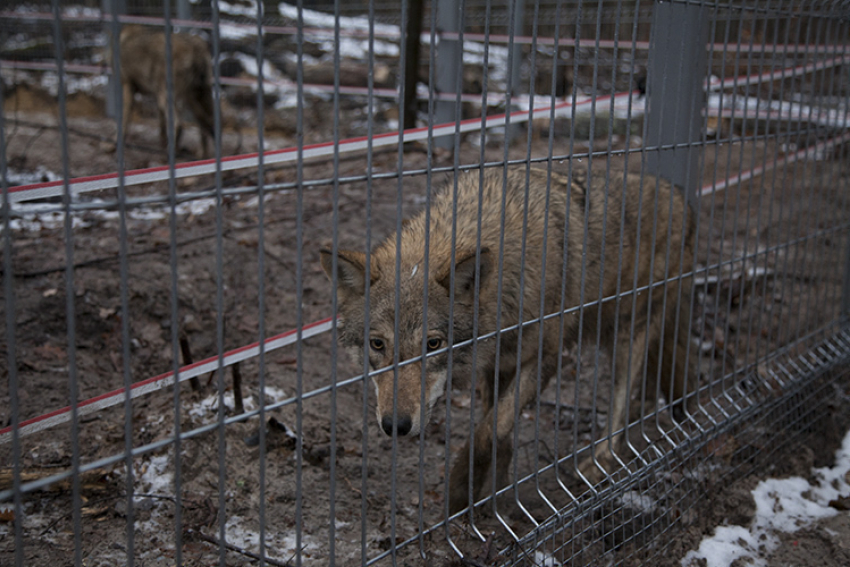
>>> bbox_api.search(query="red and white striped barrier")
[4,91,623,203]
[0,317,334,443]
[699,130,850,197]
[706,55,850,91]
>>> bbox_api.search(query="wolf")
[111,25,214,157]
[321,166,695,514]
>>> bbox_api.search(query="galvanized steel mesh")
[1,1,850,566]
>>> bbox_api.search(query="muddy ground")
[1,80,849,567]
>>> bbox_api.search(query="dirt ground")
[1,78,850,567]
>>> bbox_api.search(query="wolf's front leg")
[448,363,545,514]
[448,422,512,514]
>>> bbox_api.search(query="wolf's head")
[321,246,490,437]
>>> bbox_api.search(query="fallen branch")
[185,527,295,567]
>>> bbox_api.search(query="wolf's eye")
[426,337,444,352]
[369,337,385,352]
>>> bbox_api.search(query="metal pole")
[403,0,424,130]
[102,0,126,119]
[506,0,526,144]
[177,0,191,22]
[435,0,461,150]
[644,0,708,204]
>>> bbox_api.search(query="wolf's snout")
[381,415,412,436]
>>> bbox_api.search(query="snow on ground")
[682,428,850,567]
[2,190,284,233]
[186,385,288,425]
[225,516,320,565]
[278,2,398,37]
[2,198,213,232]
[219,0,260,19]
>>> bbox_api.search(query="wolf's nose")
[381,415,412,436]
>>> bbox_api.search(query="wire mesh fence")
[1,0,850,566]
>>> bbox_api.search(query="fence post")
[435,0,461,150]
[505,0,526,144]
[644,0,709,204]
[102,0,126,120]
[177,0,191,22]
[403,0,425,130]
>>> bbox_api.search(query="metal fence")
[1,0,850,565]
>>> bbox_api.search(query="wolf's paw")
[577,449,622,486]
[448,453,473,515]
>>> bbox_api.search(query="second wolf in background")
[322,167,696,514]
[111,25,214,157]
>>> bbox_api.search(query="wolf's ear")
[320,248,374,296]
[438,248,491,301]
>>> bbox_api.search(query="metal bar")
[403,0,424,129]
[160,3,182,564]
[101,0,126,119]
[505,0,526,143]
[106,0,136,562]
[293,2,306,563]
[328,0,343,563]
[359,0,378,560]
[0,16,25,567]
[47,3,84,566]
[434,0,462,150]
[644,0,709,202]
[253,0,270,564]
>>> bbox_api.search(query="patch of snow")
[137,453,173,496]
[219,22,256,41]
[686,525,762,567]
[619,490,658,514]
[261,386,287,403]
[682,428,850,567]
[184,385,286,424]
[219,0,260,18]
[5,166,62,187]
[706,92,850,129]
[278,2,398,37]
[63,6,102,19]
[4,196,227,234]
[225,516,319,564]
[188,390,258,423]
[230,51,293,97]
[40,71,109,97]
[533,550,561,567]
[316,37,399,59]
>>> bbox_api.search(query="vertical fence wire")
[108,2,139,564]
[253,0,269,564]
[328,1,342,564]
[50,2,83,566]
[0,23,24,567]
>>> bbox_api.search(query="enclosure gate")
[1,1,850,566]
